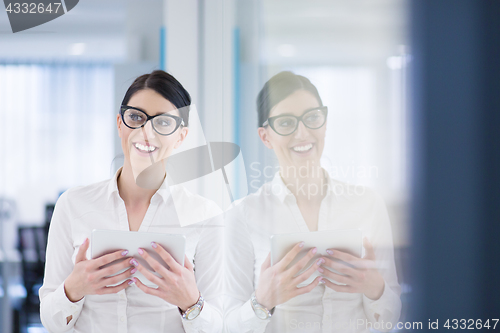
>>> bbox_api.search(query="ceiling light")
[70,43,86,56]
[277,44,296,57]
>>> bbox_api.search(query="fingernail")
[299,241,305,248]
[132,277,137,283]
[318,267,324,273]
[151,242,158,249]
[311,247,317,255]
[131,268,137,274]
[326,249,334,255]
[121,250,129,256]
[137,248,144,255]
[130,259,139,267]
[316,258,325,265]
[128,280,134,285]
[319,278,325,284]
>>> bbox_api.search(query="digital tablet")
[91,229,186,288]
[270,229,363,287]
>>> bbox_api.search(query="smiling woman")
[120,90,188,193]
[224,71,401,333]
[38,70,223,333]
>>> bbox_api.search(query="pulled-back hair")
[121,70,191,126]
[256,71,322,127]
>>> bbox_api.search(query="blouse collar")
[106,167,171,203]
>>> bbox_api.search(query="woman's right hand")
[254,242,324,310]
[64,238,136,302]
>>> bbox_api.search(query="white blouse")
[224,172,401,333]
[39,168,224,333]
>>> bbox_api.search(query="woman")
[39,70,223,333]
[224,71,401,332]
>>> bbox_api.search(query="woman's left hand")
[319,238,385,300]
[132,242,200,311]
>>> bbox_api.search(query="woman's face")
[258,90,326,173]
[117,88,188,182]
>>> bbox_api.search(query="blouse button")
[120,316,125,322]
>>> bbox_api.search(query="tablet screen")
[270,229,362,287]
[91,229,186,287]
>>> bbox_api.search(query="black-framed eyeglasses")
[262,106,328,136]
[120,105,185,136]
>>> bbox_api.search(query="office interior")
[1,0,499,332]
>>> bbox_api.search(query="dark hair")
[121,70,191,126]
[256,71,323,127]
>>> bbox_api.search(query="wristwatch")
[250,292,274,320]
[179,293,204,321]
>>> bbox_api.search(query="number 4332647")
[6,3,62,14]
[444,319,498,330]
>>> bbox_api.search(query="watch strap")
[250,292,274,320]
[179,293,204,321]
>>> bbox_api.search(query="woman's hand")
[319,238,385,300]
[132,242,200,312]
[64,238,135,302]
[254,242,324,310]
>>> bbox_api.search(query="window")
[0,64,115,223]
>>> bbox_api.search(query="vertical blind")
[0,64,114,223]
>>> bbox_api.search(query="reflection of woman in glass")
[40,70,222,332]
[225,71,401,332]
